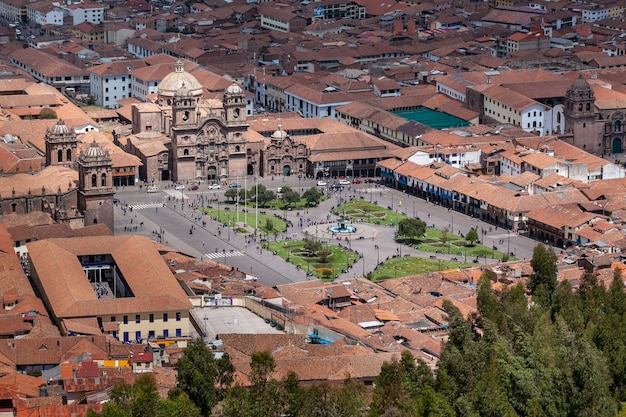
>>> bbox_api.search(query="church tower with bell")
[77,141,114,231]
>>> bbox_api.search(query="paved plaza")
[113,176,540,286]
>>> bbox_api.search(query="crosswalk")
[128,202,165,210]
[203,250,245,260]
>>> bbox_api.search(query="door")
[613,138,622,154]
[283,165,291,176]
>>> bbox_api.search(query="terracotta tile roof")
[9,48,89,78]
[27,236,192,319]
[0,166,77,199]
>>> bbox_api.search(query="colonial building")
[562,75,626,155]
[130,60,258,182]
[0,120,115,231]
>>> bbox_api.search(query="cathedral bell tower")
[564,75,597,152]
[77,141,114,231]
[223,83,246,126]
[45,119,79,167]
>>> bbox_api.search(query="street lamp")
[222,249,226,265]
[298,174,302,196]
[374,244,379,265]
[227,213,231,241]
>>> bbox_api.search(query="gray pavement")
[113,176,540,286]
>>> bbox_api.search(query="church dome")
[158,59,203,98]
[85,140,107,157]
[225,83,243,95]
[50,120,71,135]
[570,75,591,91]
[271,124,287,140]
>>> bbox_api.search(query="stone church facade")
[0,120,114,231]
[563,76,626,156]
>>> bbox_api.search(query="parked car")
[174,184,185,190]
[352,179,362,184]
[229,183,241,188]
[188,184,199,190]
[208,183,221,189]
[339,179,351,185]
[317,180,327,186]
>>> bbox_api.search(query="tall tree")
[174,339,227,416]
[396,218,426,243]
[528,244,558,306]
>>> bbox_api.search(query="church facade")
[563,76,626,156]
[0,120,114,231]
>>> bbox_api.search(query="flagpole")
[245,176,247,225]
[255,175,258,236]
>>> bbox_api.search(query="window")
[135,314,140,324]
[163,313,168,322]
[176,328,182,337]
[66,149,72,161]
[123,332,129,342]
[111,316,116,322]
[57,149,63,162]
[586,103,590,111]
[135,331,141,341]
[149,314,154,323]
[91,174,97,187]
[163,329,169,338]
[113,331,117,339]
[176,312,181,321]
[123,315,128,324]
[148,330,155,338]
[101,173,106,186]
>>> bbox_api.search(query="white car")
[174,184,185,190]
[317,180,327,186]
[208,183,221,189]
[339,179,351,185]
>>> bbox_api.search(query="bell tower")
[77,141,114,231]
[564,75,597,152]
[223,83,246,126]
[45,119,78,167]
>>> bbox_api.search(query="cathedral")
[563,75,626,156]
[0,120,114,231]
[130,60,267,182]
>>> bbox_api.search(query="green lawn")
[201,204,287,236]
[265,240,361,281]
[334,199,405,226]
[369,257,474,281]
[408,228,510,260]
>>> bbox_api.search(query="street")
[113,176,540,286]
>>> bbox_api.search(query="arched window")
[533,121,537,128]
[586,103,591,111]
[57,149,63,162]
[235,145,240,152]
[101,173,107,186]
[183,149,189,156]
[557,113,561,123]
[579,103,583,111]
[615,120,622,132]
[11,203,17,213]
[66,149,72,161]
[91,174,97,187]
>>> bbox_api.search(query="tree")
[527,244,558,305]
[280,186,300,207]
[39,107,57,119]
[397,218,426,243]
[465,228,479,246]
[302,187,321,206]
[175,339,228,416]
[250,351,275,391]
[250,184,275,207]
[303,236,322,255]
[224,188,238,202]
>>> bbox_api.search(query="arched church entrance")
[283,165,291,176]
[207,166,217,181]
[613,138,623,154]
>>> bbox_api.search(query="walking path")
[114,179,539,284]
